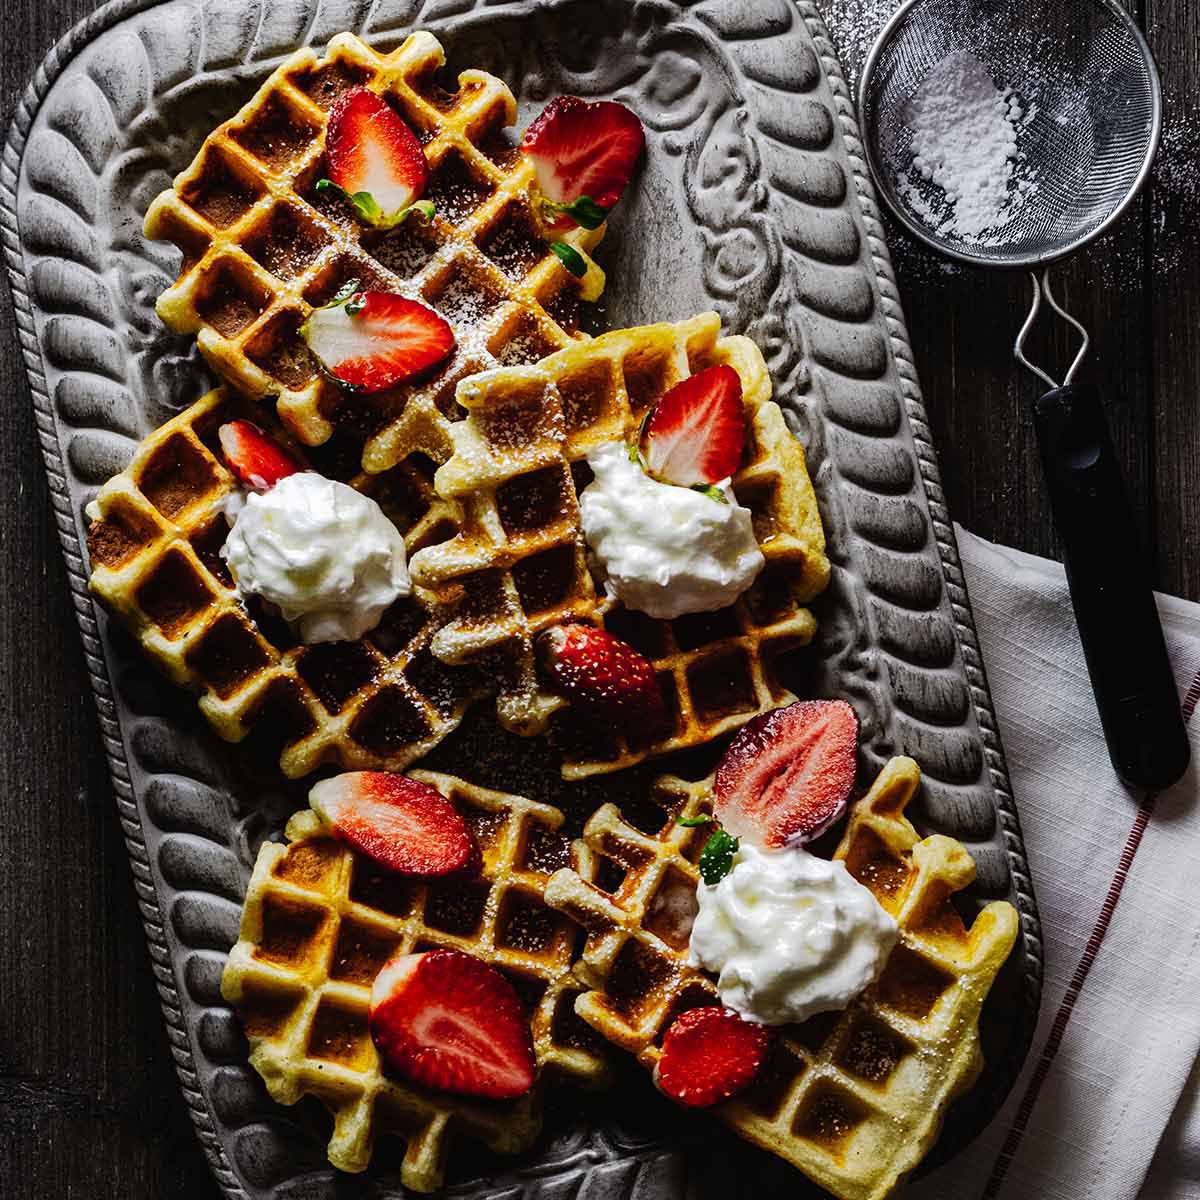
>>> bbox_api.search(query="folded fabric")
[904,527,1200,1200]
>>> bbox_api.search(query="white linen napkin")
[904,527,1200,1200]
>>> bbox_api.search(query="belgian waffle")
[408,312,830,778]
[143,30,603,466]
[85,388,482,778]
[543,758,1019,1200]
[221,770,609,1191]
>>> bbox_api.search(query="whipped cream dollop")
[689,843,898,1026]
[578,442,764,619]
[222,472,410,643]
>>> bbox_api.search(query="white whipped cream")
[689,844,897,1026]
[222,472,410,643]
[578,442,764,619]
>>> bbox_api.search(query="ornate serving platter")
[2,0,1042,1195]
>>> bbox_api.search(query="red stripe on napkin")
[981,666,1200,1198]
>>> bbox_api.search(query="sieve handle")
[1034,382,1190,790]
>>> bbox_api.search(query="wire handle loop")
[1014,268,1091,390]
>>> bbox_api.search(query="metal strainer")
[858,0,1189,790]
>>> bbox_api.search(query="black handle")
[1033,382,1189,790]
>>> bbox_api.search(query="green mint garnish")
[676,814,713,828]
[698,827,739,885]
[315,179,435,228]
[542,194,608,230]
[344,292,367,316]
[550,240,587,278]
[690,483,729,504]
[329,278,362,307]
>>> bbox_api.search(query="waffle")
[408,312,830,778]
[222,770,609,1191]
[543,757,1020,1200]
[143,30,603,467]
[85,388,483,778]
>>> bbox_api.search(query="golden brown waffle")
[143,30,603,465]
[221,770,609,1191]
[85,388,483,778]
[408,312,830,778]
[543,757,1019,1200]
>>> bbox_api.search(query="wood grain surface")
[1,1,1196,1196]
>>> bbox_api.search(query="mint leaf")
[690,483,729,504]
[550,240,587,278]
[563,195,608,229]
[699,828,739,885]
[344,292,367,316]
[329,278,362,307]
[676,814,712,828]
[542,195,608,231]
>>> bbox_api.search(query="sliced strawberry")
[714,700,859,849]
[369,948,536,1099]
[217,420,301,492]
[310,772,478,878]
[654,1006,769,1108]
[319,87,432,227]
[302,287,454,393]
[520,96,644,229]
[536,622,665,728]
[641,365,745,487]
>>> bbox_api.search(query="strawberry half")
[641,365,745,488]
[310,771,478,878]
[520,96,644,230]
[318,87,433,228]
[369,948,536,1099]
[714,700,859,849]
[536,622,666,728]
[654,1006,769,1108]
[217,420,301,492]
[302,284,455,393]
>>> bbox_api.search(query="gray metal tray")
[2,0,1042,1195]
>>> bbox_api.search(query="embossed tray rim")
[1,1,1043,1196]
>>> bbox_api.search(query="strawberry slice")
[714,700,859,849]
[520,96,644,230]
[302,284,455,393]
[369,948,536,1099]
[310,771,478,878]
[641,365,745,487]
[217,420,301,492]
[654,1006,769,1108]
[318,87,433,228]
[536,622,666,728]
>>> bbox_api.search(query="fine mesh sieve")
[858,0,1160,273]
[856,0,1189,791]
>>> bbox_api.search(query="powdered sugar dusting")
[900,51,1033,243]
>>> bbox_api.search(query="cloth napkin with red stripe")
[906,528,1200,1200]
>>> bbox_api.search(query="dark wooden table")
[2,1,1197,1195]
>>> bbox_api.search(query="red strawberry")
[641,365,745,487]
[369,948,536,1099]
[520,96,644,230]
[654,1006,769,1108]
[319,87,432,227]
[217,420,301,492]
[310,772,478,878]
[536,622,665,727]
[714,700,859,849]
[302,288,454,393]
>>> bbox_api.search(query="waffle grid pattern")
[86,388,479,777]
[221,770,608,1192]
[143,30,603,467]
[409,312,830,777]
[543,758,1019,1200]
